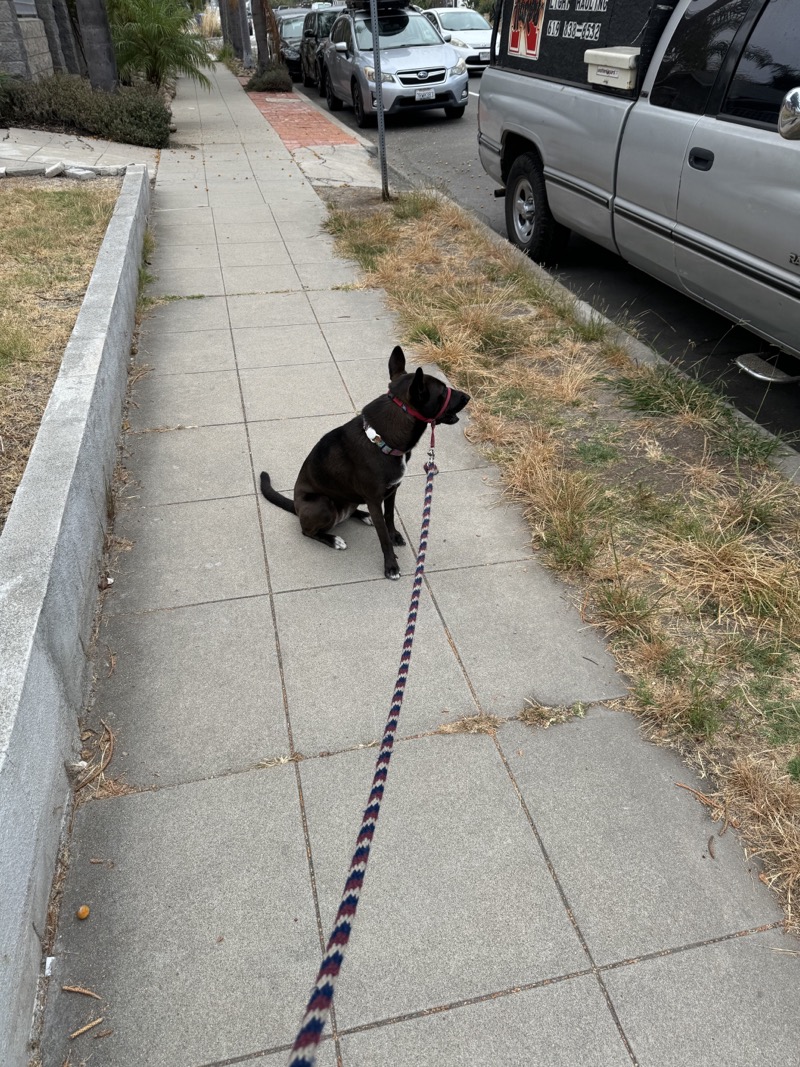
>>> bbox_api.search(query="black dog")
[260,346,470,579]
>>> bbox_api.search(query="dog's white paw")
[360,515,374,526]
[333,536,347,550]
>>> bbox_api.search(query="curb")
[0,164,150,1067]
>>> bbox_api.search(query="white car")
[423,7,492,73]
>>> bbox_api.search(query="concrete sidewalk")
[42,67,799,1066]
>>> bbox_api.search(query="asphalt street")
[294,77,800,441]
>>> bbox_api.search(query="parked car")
[321,4,469,127]
[275,10,307,80]
[300,5,345,89]
[478,0,800,363]
[423,7,492,73]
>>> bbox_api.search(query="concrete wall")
[34,0,65,72]
[0,166,150,1067]
[19,14,54,78]
[0,0,30,76]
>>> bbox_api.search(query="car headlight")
[449,58,467,77]
[450,37,467,47]
[364,67,396,83]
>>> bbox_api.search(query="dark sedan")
[275,11,306,81]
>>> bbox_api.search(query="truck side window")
[721,0,800,127]
[650,0,750,114]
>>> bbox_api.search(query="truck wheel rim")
[513,179,536,241]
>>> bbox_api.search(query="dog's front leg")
[367,500,400,580]
[383,488,406,547]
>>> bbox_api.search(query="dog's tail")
[260,471,296,514]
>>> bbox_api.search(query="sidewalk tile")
[92,596,288,787]
[426,562,626,711]
[308,289,390,323]
[340,975,630,1066]
[128,369,243,430]
[499,710,784,964]
[216,222,283,244]
[153,187,209,210]
[223,263,303,295]
[219,241,293,269]
[152,217,216,246]
[239,363,352,421]
[285,236,341,265]
[212,204,276,225]
[124,423,253,506]
[249,413,350,491]
[142,295,230,334]
[232,324,333,369]
[260,499,404,595]
[274,580,478,750]
[148,265,225,298]
[320,318,400,360]
[106,496,267,615]
[43,769,319,1066]
[228,291,315,329]
[140,328,236,375]
[604,929,800,1066]
[395,468,532,571]
[148,242,220,272]
[300,736,587,1029]
[295,260,360,289]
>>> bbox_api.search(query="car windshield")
[354,13,443,50]
[279,16,305,40]
[318,10,341,35]
[438,11,490,31]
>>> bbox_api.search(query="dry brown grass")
[0,178,118,532]
[438,714,502,736]
[322,187,800,929]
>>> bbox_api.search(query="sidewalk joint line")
[493,734,640,1065]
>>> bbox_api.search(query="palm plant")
[108,0,215,90]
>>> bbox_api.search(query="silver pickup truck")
[478,0,800,361]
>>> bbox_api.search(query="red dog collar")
[387,387,452,425]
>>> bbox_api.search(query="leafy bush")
[0,74,171,148]
[246,60,293,92]
[108,0,214,90]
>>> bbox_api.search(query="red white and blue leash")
[287,427,440,1066]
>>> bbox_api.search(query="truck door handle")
[688,147,715,171]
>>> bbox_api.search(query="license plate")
[415,87,435,101]
[479,50,490,61]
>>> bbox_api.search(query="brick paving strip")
[244,86,361,151]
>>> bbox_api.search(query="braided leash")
[287,432,439,1067]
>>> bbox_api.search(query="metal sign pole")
[368,0,390,200]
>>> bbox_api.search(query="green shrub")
[246,60,293,93]
[0,74,171,149]
[108,0,214,90]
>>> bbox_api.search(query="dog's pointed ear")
[388,346,406,380]
[410,366,429,405]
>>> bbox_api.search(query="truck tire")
[444,105,465,120]
[325,69,343,112]
[505,152,569,263]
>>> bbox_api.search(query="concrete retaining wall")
[0,165,150,1067]
[19,15,53,78]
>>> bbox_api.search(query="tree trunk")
[74,0,117,90]
[218,0,231,47]
[227,0,244,61]
[251,0,270,72]
[239,0,253,68]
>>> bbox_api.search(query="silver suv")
[321,5,469,127]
